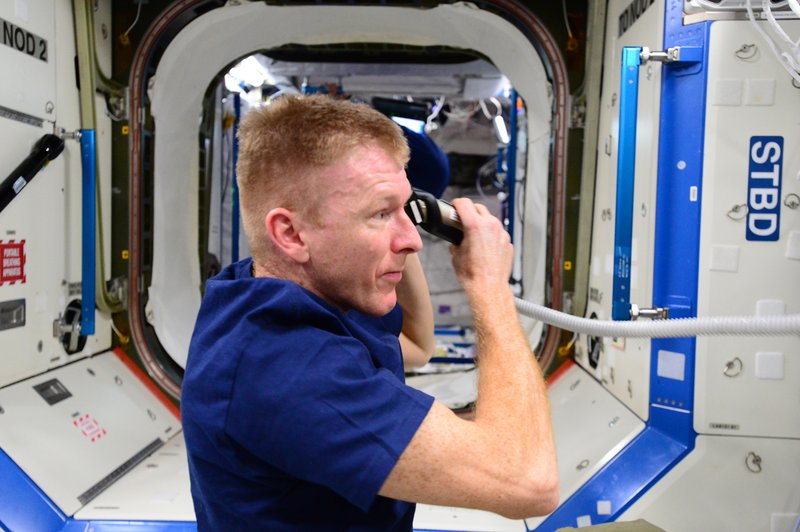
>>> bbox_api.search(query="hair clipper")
[404,188,464,245]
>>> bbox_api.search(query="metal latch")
[55,127,82,141]
[630,304,669,321]
[53,310,82,353]
[640,46,703,65]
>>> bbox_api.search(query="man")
[181,95,558,530]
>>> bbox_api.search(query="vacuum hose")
[514,298,800,338]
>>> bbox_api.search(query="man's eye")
[373,211,389,220]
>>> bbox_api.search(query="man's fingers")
[474,203,490,216]
[452,198,492,225]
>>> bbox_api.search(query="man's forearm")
[379,198,558,517]
[470,287,556,477]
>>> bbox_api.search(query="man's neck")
[252,258,311,295]
[253,257,353,314]
[251,258,278,279]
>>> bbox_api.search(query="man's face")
[300,144,423,316]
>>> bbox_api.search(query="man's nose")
[394,210,423,254]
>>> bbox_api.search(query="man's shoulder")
[200,272,332,323]
[193,274,358,358]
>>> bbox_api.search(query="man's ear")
[264,208,310,263]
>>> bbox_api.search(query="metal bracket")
[55,127,83,141]
[640,46,703,65]
[724,357,744,378]
[745,451,762,474]
[53,312,82,352]
[630,304,669,320]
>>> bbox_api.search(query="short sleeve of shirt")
[225,322,434,512]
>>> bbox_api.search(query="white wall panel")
[695,20,800,439]
[575,0,666,421]
[622,435,800,531]
[0,351,180,516]
[0,0,112,387]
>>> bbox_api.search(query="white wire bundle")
[746,0,800,84]
[514,298,800,338]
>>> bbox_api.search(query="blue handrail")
[80,129,96,335]
[505,89,518,243]
[231,92,241,263]
[611,47,643,321]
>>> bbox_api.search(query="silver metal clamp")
[630,303,669,320]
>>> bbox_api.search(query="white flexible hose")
[788,0,800,18]
[514,298,800,338]
[746,0,800,84]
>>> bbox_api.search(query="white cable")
[514,298,800,338]
[426,96,445,132]
[443,101,478,123]
[475,173,489,201]
[763,0,795,43]
[478,99,493,120]
[561,0,573,39]
[123,0,144,38]
[746,0,800,83]
[762,0,800,58]
[788,0,800,18]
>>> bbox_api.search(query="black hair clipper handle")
[1,134,65,215]
[404,188,464,245]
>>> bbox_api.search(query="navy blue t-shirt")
[181,258,434,530]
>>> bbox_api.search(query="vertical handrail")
[80,130,96,336]
[231,92,241,263]
[505,89,518,244]
[612,47,642,321]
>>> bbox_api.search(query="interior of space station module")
[0,0,798,530]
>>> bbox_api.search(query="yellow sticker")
[564,260,572,271]
[121,125,129,135]
[121,250,129,260]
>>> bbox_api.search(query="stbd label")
[747,136,783,242]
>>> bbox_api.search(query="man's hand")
[449,198,513,300]
[380,196,559,519]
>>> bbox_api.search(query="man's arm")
[379,199,559,519]
[396,253,435,369]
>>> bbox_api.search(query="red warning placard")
[74,413,107,443]
[0,240,26,285]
